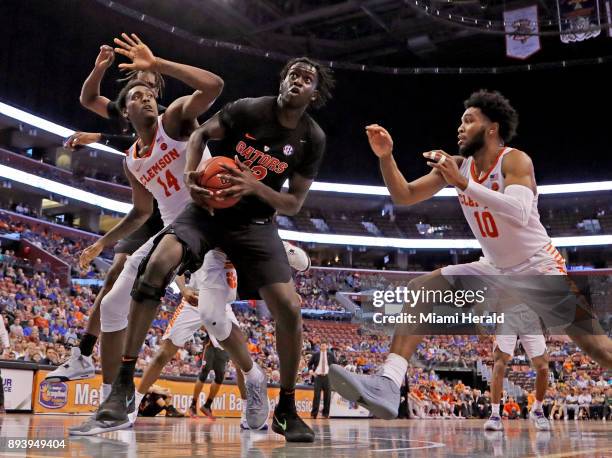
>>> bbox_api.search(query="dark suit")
[308,350,337,418]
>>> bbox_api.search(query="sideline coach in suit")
[308,342,336,418]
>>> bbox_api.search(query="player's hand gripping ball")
[197,157,241,209]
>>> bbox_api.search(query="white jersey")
[125,115,211,226]
[457,147,550,268]
[163,249,237,349]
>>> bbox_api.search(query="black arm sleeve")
[99,132,137,151]
[106,100,120,120]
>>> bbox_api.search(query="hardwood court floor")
[0,415,610,457]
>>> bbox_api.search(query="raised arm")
[366,124,449,206]
[79,161,153,268]
[79,45,115,119]
[113,33,223,136]
[64,131,137,152]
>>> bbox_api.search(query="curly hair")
[115,79,154,112]
[464,90,519,143]
[280,57,335,109]
[117,70,165,99]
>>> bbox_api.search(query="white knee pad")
[100,256,140,333]
[199,288,232,342]
[100,290,129,333]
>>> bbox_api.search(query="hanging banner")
[504,6,541,60]
[557,0,601,43]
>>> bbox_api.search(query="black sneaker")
[165,405,185,417]
[272,405,315,442]
[96,380,135,422]
[200,404,215,420]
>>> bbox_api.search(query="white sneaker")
[244,364,270,430]
[484,416,504,431]
[530,410,551,431]
[45,347,95,382]
[240,404,268,430]
[283,242,311,272]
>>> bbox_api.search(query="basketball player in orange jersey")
[46,45,166,385]
[330,90,612,420]
[68,32,225,435]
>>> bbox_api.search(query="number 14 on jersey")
[157,170,181,197]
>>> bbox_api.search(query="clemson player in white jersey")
[485,303,550,432]
[70,33,224,435]
[329,89,612,421]
[132,242,309,429]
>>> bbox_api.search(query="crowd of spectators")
[1,244,611,413]
[0,212,104,279]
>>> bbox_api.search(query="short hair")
[464,90,519,143]
[280,57,335,109]
[115,79,154,112]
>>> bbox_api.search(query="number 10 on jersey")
[474,211,499,238]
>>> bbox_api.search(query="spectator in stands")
[502,397,520,419]
[40,347,59,366]
[475,390,491,419]
[22,319,35,337]
[9,318,23,337]
[577,388,592,420]
[590,389,606,420]
[564,388,580,420]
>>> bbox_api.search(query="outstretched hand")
[95,45,115,69]
[64,132,101,150]
[114,33,157,72]
[79,241,104,269]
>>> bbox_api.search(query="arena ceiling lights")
[0,164,131,214]
[1,100,611,197]
[0,163,610,249]
[303,181,612,196]
[0,102,123,156]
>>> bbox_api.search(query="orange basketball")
[197,156,240,209]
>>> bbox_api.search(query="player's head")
[116,79,159,125]
[458,90,519,157]
[118,70,165,99]
[279,57,335,110]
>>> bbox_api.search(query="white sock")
[381,353,408,389]
[532,400,543,412]
[101,383,112,404]
[135,391,146,410]
[243,363,264,383]
[491,404,500,417]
